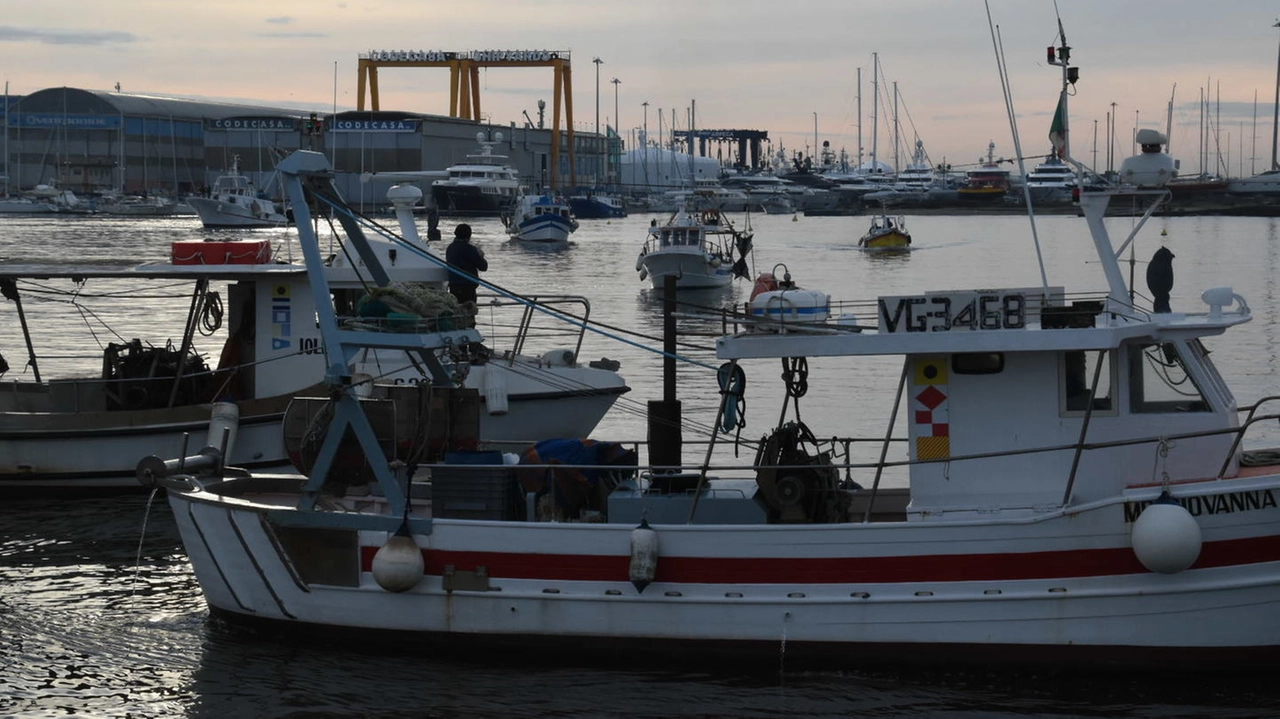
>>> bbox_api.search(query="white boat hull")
[187,196,288,228]
[167,474,1280,667]
[641,248,733,289]
[0,367,624,492]
[511,214,575,243]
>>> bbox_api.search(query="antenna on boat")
[983,0,1049,293]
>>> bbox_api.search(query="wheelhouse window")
[952,352,1004,375]
[1128,342,1211,413]
[1061,350,1114,413]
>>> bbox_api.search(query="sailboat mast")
[1272,19,1280,170]
[3,81,8,197]
[855,67,865,170]
[893,81,900,173]
[870,52,879,175]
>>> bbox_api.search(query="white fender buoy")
[372,530,424,592]
[483,365,509,416]
[1131,492,1202,574]
[638,268,648,282]
[635,254,646,272]
[206,402,239,459]
[629,518,658,593]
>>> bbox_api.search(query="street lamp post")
[611,77,621,186]
[593,57,603,185]
[813,112,818,168]
[642,101,649,192]
[593,58,603,136]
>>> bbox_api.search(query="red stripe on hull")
[359,534,1280,583]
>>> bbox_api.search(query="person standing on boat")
[446,223,487,305]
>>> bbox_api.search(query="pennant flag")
[1049,93,1068,157]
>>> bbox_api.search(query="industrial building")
[1,86,611,211]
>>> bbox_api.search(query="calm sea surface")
[3,208,1280,717]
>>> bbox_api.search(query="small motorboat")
[858,213,911,249]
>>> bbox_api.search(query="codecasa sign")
[365,50,561,62]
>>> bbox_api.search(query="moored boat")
[565,187,627,219]
[0,181,626,495]
[150,141,1280,672]
[957,141,1012,203]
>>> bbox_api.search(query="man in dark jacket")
[445,223,488,304]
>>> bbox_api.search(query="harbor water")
[3,208,1280,717]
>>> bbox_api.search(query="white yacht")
[1024,151,1078,203]
[1227,169,1280,195]
[430,132,524,216]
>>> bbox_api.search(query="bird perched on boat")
[1147,246,1175,313]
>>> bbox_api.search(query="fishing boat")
[0,181,626,496]
[147,125,1280,670]
[858,212,911,249]
[186,156,289,228]
[635,202,753,289]
[503,193,579,243]
[430,132,524,217]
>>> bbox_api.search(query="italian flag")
[1049,93,1067,158]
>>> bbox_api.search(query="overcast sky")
[5,1,1279,177]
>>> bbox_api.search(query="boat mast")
[856,67,863,171]
[870,52,879,176]
[1272,19,1280,170]
[3,81,8,198]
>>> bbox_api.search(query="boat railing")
[433,409,1280,524]
[473,292,593,363]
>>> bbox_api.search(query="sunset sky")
[5,0,1279,177]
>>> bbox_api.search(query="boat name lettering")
[206,117,298,131]
[299,337,322,355]
[1122,490,1277,523]
[330,120,419,132]
[878,291,1027,333]
[366,50,559,63]
[16,113,121,129]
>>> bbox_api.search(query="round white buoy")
[372,533,424,592]
[629,519,658,593]
[1131,494,1202,574]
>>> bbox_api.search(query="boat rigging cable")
[983,0,1050,292]
[305,187,719,370]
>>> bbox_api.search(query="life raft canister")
[750,272,778,301]
[748,288,831,324]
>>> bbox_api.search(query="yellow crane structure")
[356,50,576,189]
